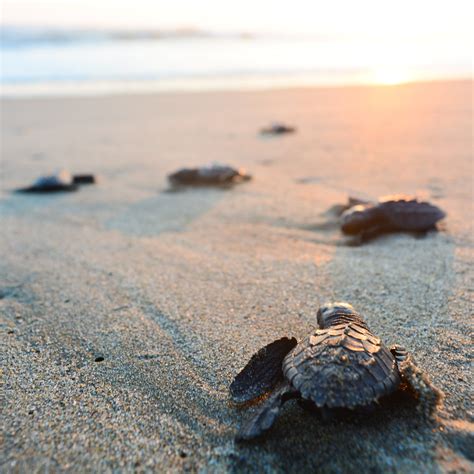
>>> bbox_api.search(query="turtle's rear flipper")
[412,225,437,239]
[230,337,297,403]
[236,382,298,441]
[391,345,444,417]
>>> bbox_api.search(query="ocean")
[1,26,471,96]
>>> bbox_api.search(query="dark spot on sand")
[179,451,187,458]
[28,410,34,415]
[296,176,323,184]
[7,329,15,334]
[94,355,105,362]
[137,354,160,360]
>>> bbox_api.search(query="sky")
[2,0,473,40]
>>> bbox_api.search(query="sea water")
[1,27,471,97]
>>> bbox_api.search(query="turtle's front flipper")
[236,382,298,441]
[344,225,387,246]
[357,225,395,244]
[230,337,297,403]
[391,345,444,417]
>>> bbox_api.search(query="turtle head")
[317,302,361,328]
[340,204,378,235]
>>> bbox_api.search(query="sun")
[369,68,412,86]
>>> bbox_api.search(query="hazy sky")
[2,0,473,39]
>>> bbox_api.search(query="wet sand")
[1,80,473,472]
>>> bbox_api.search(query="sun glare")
[369,68,413,86]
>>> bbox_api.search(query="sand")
[1,80,473,473]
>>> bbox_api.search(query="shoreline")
[1,75,472,100]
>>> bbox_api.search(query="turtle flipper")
[391,345,444,417]
[344,225,387,246]
[230,337,297,403]
[357,225,395,244]
[236,382,298,441]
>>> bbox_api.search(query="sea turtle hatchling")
[16,170,79,193]
[168,164,251,188]
[230,302,443,440]
[340,195,446,242]
[260,122,296,136]
[16,170,97,193]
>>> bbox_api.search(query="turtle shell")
[282,322,401,409]
[377,197,446,231]
[168,165,251,186]
[341,196,446,235]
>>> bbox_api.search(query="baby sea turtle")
[17,171,78,193]
[16,171,97,193]
[168,164,251,188]
[340,196,446,242]
[260,122,296,135]
[230,302,442,440]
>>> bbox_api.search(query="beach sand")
[1,80,473,472]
